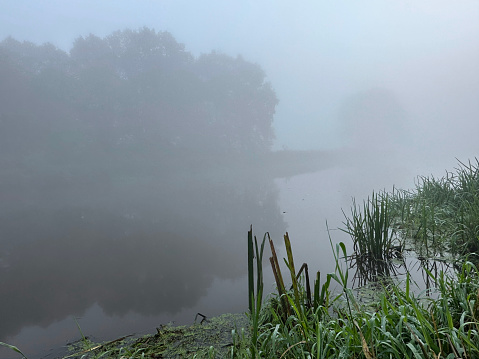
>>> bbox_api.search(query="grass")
[245,158,479,358]
[247,226,267,357]
[247,236,479,358]
[342,192,395,262]
[61,313,250,358]
[341,192,403,285]
[389,158,479,260]
[0,342,28,359]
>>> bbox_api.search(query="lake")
[0,149,464,358]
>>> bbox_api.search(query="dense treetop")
[0,27,277,164]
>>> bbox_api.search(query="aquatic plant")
[64,313,250,358]
[342,192,396,262]
[251,231,479,358]
[247,226,266,357]
[390,158,479,261]
[246,159,479,358]
[340,191,405,286]
[0,342,28,359]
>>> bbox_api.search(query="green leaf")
[0,342,28,359]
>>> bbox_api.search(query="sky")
[1,0,478,152]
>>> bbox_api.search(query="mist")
[0,2,478,358]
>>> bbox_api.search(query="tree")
[192,52,277,154]
[0,29,286,340]
[0,27,281,210]
[338,88,409,151]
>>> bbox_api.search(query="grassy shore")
[242,158,479,358]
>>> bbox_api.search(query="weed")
[0,342,28,359]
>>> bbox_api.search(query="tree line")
[0,28,277,174]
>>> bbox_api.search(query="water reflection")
[0,143,463,358]
[349,253,406,287]
[0,163,287,343]
[349,250,457,295]
[410,257,456,295]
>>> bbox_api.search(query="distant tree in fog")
[0,29,287,337]
[0,27,284,251]
[193,52,277,153]
[337,88,409,151]
[0,27,277,164]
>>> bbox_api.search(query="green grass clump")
[342,192,395,262]
[248,159,479,358]
[389,158,479,260]
[341,192,403,285]
[250,234,479,358]
[63,313,250,359]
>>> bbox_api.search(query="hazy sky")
[1,0,478,151]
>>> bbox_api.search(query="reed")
[246,159,479,358]
[269,231,331,318]
[342,192,396,263]
[0,342,28,359]
[390,158,479,260]
[340,192,404,286]
[247,226,267,357]
[389,185,413,224]
[250,233,479,358]
[218,159,479,357]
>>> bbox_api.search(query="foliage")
[0,28,277,158]
[247,159,479,358]
[250,235,479,358]
[341,193,402,285]
[63,313,249,359]
[0,342,28,359]
[389,158,479,260]
[0,28,278,222]
[247,226,267,357]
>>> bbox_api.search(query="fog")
[1,1,478,152]
[0,2,478,358]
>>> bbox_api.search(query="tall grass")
[341,192,396,261]
[0,342,28,359]
[248,159,479,358]
[389,158,479,260]
[247,226,267,357]
[251,233,479,358]
[341,192,403,285]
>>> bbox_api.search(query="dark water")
[0,150,466,358]
[0,154,291,358]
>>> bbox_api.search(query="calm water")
[0,151,463,358]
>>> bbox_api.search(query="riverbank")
[63,313,249,359]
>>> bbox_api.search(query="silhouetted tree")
[1,28,277,163]
[0,28,280,210]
